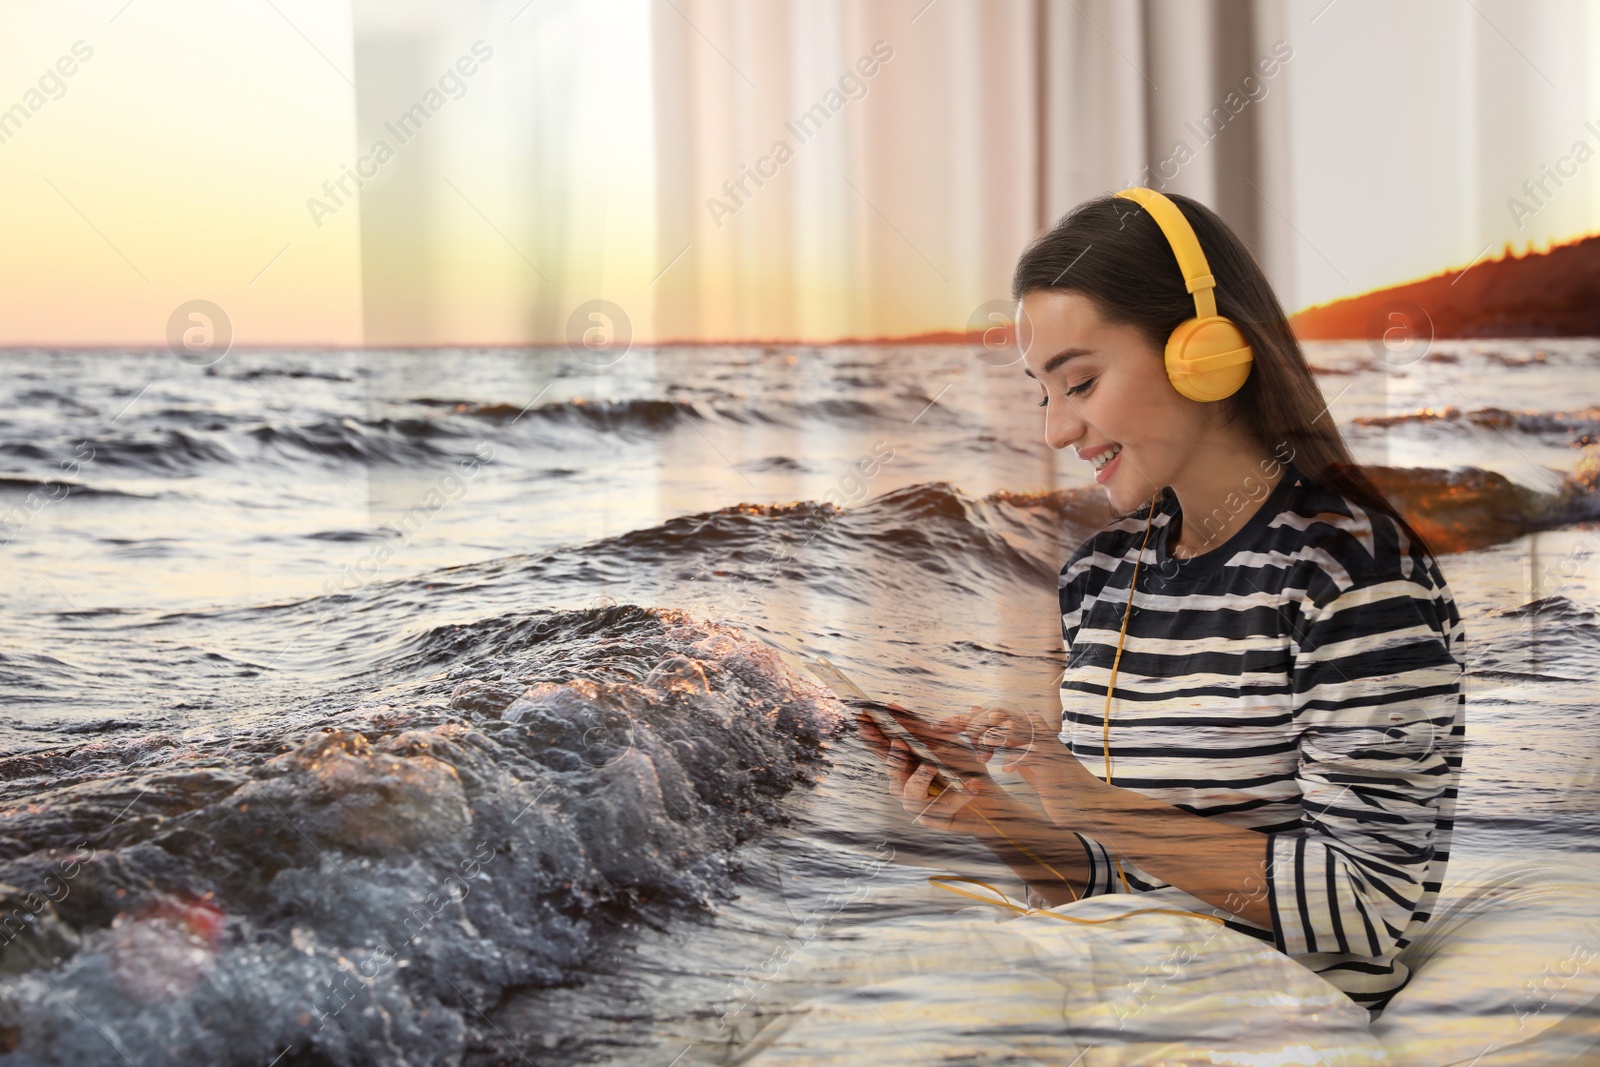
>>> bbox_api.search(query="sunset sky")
[1,0,1596,348]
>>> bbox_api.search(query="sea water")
[1,341,1597,1064]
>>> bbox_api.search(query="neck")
[1166,436,1290,559]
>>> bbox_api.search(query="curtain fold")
[650,0,1289,344]
[650,0,1037,344]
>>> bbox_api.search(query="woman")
[871,189,1468,1018]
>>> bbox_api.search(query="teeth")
[1091,444,1122,471]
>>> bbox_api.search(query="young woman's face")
[1018,289,1209,512]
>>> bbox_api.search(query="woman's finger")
[901,762,962,803]
[980,722,1015,749]
[954,707,991,747]
[857,710,891,753]
[885,740,915,790]
[999,711,1056,771]
[902,763,934,815]
[950,707,992,737]
[900,761,934,799]
[961,707,1018,754]
[902,765,969,827]
[901,762,950,806]
[977,706,1014,734]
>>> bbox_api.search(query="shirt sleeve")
[1265,572,1464,958]
[1070,832,1168,896]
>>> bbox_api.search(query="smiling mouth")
[1089,444,1122,472]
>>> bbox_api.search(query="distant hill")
[656,328,983,348]
[1290,233,1600,340]
[815,329,972,346]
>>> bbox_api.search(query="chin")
[1105,487,1145,515]
[1103,468,1160,515]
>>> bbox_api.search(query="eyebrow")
[1022,348,1094,379]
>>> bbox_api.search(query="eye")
[1036,392,1049,408]
[1063,378,1095,398]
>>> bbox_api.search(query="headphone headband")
[1113,187,1218,321]
[1109,187,1253,403]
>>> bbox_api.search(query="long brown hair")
[1011,191,1435,559]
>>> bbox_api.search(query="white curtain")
[647,0,1600,342]
[351,0,657,347]
[335,0,1600,344]
[649,0,1291,345]
[650,0,1038,344]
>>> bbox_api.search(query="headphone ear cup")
[1164,316,1254,402]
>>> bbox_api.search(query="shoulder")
[1271,472,1457,627]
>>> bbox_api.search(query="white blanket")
[703,886,1386,1066]
[683,860,1600,1067]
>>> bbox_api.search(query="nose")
[1043,392,1085,452]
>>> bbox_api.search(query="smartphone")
[802,656,963,797]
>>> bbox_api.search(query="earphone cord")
[928,492,1227,928]
[1105,495,1159,895]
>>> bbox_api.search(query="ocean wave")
[522,483,1080,596]
[0,606,842,1066]
[1499,594,1600,623]
[0,475,152,500]
[409,465,1600,610]
[223,366,356,383]
[247,417,460,464]
[0,387,969,485]
[413,394,951,434]
[872,467,1597,563]
[300,528,400,544]
[741,455,807,473]
[1353,404,1600,438]
[1484,349,1552,368]
[415,395,704,432]
[0,427,239,474]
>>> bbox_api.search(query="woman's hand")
[856,704,990,834]
[884,740,979,832]
[948,705,1062,772]
[952,706,1116,828]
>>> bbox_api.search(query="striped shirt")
[1056,462,1467,1015]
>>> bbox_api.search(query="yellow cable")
[1103,498,1159,895]
[928,874,1226,927]
[964,796,1080,903]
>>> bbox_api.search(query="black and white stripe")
[1056,463,1467,1015]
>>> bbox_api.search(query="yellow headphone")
[1112,187,1254,403]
